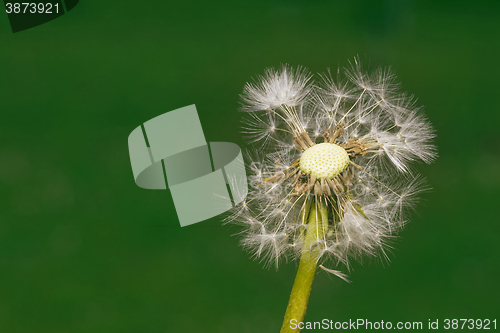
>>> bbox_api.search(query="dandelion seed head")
[228,59,437,272]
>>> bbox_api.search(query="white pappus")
[226,59,437,278]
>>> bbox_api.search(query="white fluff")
[227,59,437,276]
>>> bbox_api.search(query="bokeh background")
[1,1,499,332]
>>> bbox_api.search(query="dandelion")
[227,60,436,333]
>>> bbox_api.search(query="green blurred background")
[1,1,499,332]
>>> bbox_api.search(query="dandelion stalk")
[281,199,327,333]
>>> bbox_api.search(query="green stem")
[280,199,328,333]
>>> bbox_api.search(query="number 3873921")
[5,3,60,14]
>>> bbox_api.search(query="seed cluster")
[231,62,436,270]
